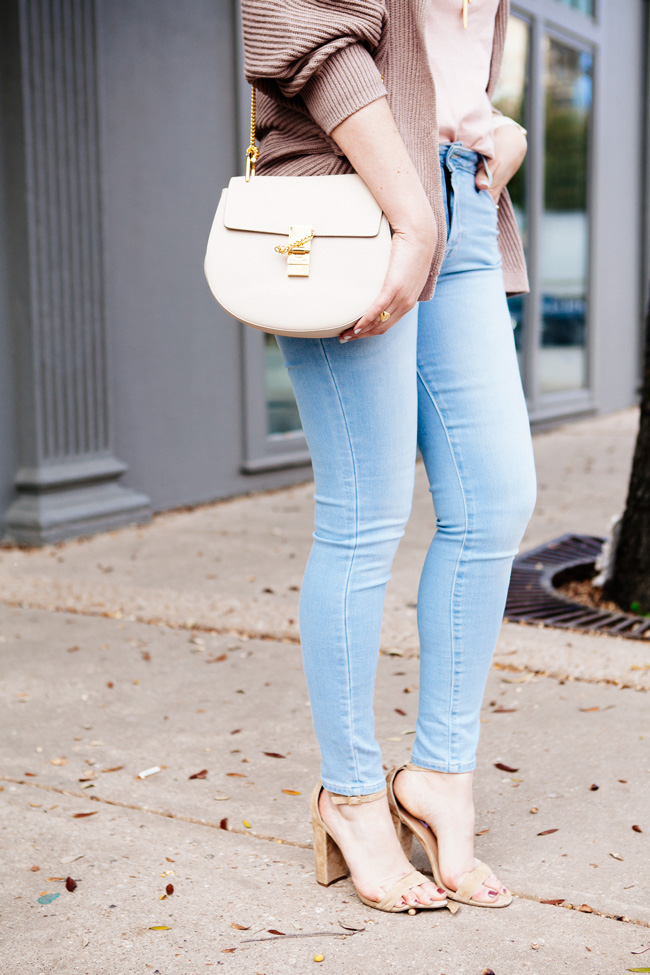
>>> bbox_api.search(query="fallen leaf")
[282,789,301,796]
[46,877,64,881]
[230,729,242,735]
[220,818,228,830]
[65,877,77,892]
[243,820,252,828]
[207,654,227,663]
[101,766,123,774]
[494,762,519,773]
[579,706,600,712]
[141,651,151,661]
[338,921,366,932]
[268,929,285,936]
[628,969,650,973]
[580,904,593,913]
[59,854,84,864]
[226,772,247,778]
[475,828,490,836]
[631,946,650,955]
[492,707,517,713]
[166,883,174,895]
[530,807,539,814]
[633,825,643,833]
[394,708,407,716]
[314,955,325,963]
[73,812,98,819]
[263,752,286,759]
[590,784,599,791]
[222,949,237,954]
[541,898,565,905]
[610,852,624,861]
[37,892,61,904]
[24,772,37,777]
[537,829,559,836]
[149,926,170,931]
[29,802,42,808]
[30,865,40,872]
[231,923,250,930]
[189,769,208,779]
[165,857,174,863]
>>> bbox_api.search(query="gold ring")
[380,310,391,323]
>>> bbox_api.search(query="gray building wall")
[0,0,648,544]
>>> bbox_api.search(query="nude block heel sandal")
[310,781,447,913]
[386,765,513,909]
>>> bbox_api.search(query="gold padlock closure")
[274,225,314,277]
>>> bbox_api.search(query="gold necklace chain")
[463,0,472,29]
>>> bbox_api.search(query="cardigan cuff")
[302,43,387,136]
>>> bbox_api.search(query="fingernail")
[339,335,350,343]
[479,180,489,188]
[353,328,362,334]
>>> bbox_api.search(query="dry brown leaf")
[590,784,599,791]
[263,752,286,759]
[101,766,123,774]
[166,883,174,896]
[268,929,285,936]
[189,769,208,779]
[73,812,98,819]
[537,828,559,836]
[231,923,250,931]
[394,708,407,716]
[541,898,565,905]
[65,877,77,892]
[282,789,301,796]
[633,824,643,833]
[579,904,593,913]
[226,772,246,777]
[220,818,228,830]
[494,762,519,773]
[579,706,600,712]
[207,654,227,663]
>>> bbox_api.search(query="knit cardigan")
[241,0,528,300]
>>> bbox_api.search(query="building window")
[554,0,595,17]
[540,38,593,394]
[264,333,301,435]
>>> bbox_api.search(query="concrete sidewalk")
[2,408,649,974]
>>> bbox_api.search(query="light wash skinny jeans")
[277,144,537,796]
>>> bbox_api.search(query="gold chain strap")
[245,86,260,181]
[274,231,315,255]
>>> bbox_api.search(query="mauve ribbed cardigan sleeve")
[240,0,388,135]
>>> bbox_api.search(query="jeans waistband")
[438,142,480,174]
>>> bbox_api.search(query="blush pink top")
[425,0,501,159]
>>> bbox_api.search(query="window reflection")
[492,15,530,375]
[265,332,301,435]
[540,38,593,394]
[554,0,594,17]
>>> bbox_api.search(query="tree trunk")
[604,281,650,612]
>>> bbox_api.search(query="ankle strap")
[330,787,387,805]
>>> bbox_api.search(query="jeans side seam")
[416,369,469,767]
[318,339,362,792]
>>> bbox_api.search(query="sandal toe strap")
[455,861,493,902]
[376,869,429,911]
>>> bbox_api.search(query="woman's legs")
[277,308,445,906]
[277,308,419,796]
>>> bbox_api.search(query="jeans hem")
[409,755,477,774]
[320,777,388,797]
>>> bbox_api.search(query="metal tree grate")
[505,533,650,640]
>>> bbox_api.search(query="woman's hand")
[328,97,438,343]
[475,123,527,204]
[339,216,436,341]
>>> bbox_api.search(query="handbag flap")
[223,173,384,238]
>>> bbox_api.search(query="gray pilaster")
[1,0,150,545]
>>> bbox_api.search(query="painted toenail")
[437,888,446,895]
[487,889,498,896]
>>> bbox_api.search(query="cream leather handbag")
[204,89,391,338]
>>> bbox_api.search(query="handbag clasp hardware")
[274,225,314,277]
